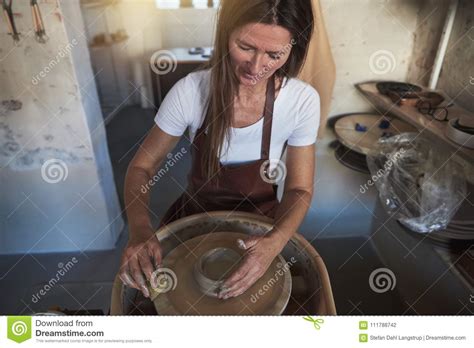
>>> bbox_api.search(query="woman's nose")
[248,54,265,75]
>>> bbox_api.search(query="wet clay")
[151,232,292,315]
[199,247,241,280]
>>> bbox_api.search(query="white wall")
[81,0,217,109]
[322,0,421,116]
[79,0,473,126]
[0,0,124,253]
[81,0,435,118]
[436,0,474,112]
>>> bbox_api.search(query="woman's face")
[229,23,293,87]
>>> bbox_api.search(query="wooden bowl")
[388,91,445,107]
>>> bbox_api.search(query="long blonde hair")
[200,0,314,180]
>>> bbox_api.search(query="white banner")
[1,316,473,347]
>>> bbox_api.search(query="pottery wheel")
[334,114,417,155]
[150,232,292,315]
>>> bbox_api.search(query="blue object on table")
[379,119,391,129]
[355,123,367,132]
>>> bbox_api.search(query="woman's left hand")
[218,232,287,300]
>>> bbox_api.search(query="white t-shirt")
[154,69,320,165]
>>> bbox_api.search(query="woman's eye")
[239,45,251,51]
[269,54,281,60]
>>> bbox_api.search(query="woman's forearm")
[124,166,155,238]
[269,188,314,249]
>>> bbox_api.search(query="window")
[155,0,220,9]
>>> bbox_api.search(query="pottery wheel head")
[151,232,292,315]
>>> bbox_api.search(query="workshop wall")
[436,0,474,112]
[80,0,216,112]
[0,0,124,253]
[80,0,441,120]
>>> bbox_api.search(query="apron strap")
[261,75,275,160]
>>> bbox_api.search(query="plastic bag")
[366,132,466,233]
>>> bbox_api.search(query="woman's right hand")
[119,227,163,299]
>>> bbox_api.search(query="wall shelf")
[355,81,474,164]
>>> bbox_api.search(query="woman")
[120,0,320,301]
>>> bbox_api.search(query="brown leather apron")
[159,76,282,227]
